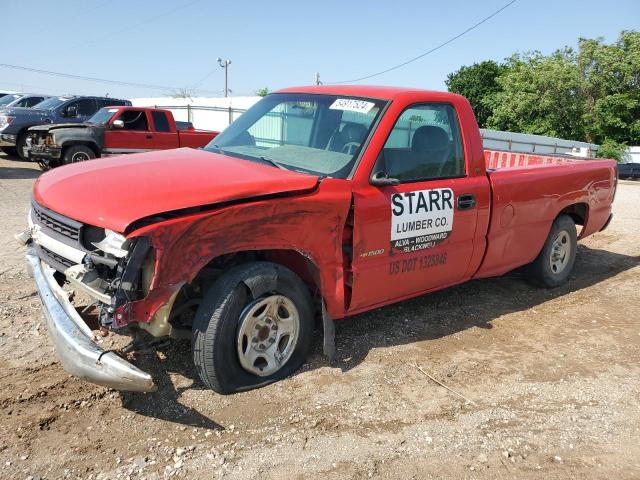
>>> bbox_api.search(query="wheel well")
[560,202,588,236]
[191,249,321,303]
[17,127,31,141]
[560,203,587,225]
[62,142,100,157]
[165,250,322,333]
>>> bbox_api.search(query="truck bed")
[474,149,617,279]
[177,129,218,149]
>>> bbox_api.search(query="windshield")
[33,96,72,110]
[87,107,119,125]
[204,93,386,178]
[0,94,21,107]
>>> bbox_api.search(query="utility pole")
[217,57,232,97]
[315,72,322,85]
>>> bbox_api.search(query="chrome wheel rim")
[549,230,571,274]
[71,151,90,162]
[236,295,299,377]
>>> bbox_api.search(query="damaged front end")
[24,201,162,392]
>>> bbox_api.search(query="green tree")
[578,31,640,144]
[596,138,628,162]
[256,87,270,97]
[486,49,586,140]
[445,60,506,127]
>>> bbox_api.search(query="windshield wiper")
[259,156,288,170]
[208,144,225,154]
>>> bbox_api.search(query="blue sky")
[2,0,638,99]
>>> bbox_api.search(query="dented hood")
[33,148,319,232]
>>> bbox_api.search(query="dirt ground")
[0,153,638,480]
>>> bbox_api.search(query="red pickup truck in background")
[26,106,218,169]
[23,86,617,394]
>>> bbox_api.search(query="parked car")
[0,93,50,109]
[0,91,15,99]
[617,162,640,180]
[27,106,218,169]
[0,95,130,158]
[23,86,617,394]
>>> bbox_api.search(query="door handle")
[457,194,476,210]
[146,134,153,139]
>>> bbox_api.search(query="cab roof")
[275,85,454,101]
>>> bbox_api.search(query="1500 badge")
[390,188,454,254]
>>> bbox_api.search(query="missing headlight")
[94,230,129,258]
[81,226,106,250]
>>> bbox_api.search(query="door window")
[13,97,30,108]
[115,110,149,131]
[23,97,44,107]
[151,111,171,132]
[381,104,465,182]
[100,98,128,108]
[67,98,98,116]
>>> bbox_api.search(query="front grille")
[33,203,81,243]
[34,244,75,273]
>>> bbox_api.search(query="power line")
[191,67,220,90]
[0,63,220,96]
[326,0,518,84]
[37,0,115,36]
[64,0,204,52]
[0,80,62,96]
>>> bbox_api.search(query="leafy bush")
[596,139,628,162]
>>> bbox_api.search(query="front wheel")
[526,214,577,288]
[192,262,314,394]
[63,145,96,164]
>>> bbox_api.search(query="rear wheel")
[526,214,577,288]
[192,262,314,394]
[62,145,95,164]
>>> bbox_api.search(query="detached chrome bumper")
[26,247,156,392]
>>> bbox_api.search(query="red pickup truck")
[23,86,616,394]
[26,106,218,169]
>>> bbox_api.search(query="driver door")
[104,110,154,155]
[349,103,484,311]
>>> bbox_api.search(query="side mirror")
[65,106,78,118]
[112,119,124,129]
[370,171,400,186]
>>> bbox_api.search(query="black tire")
[62,145,95,164]
[526,214,577,288]
[192,262,314,394]
[1,146,17,156]
[16,133,28,160]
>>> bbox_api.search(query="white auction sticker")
[390,188,454,254]
[329,98,375,114]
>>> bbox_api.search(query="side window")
[381,103,465,182]
[68,98,97,116]
[115,110,149,131]
[25,97,44,107]
[102,99,127,107]
[151,111,171,132]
